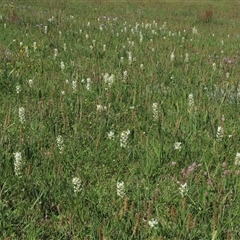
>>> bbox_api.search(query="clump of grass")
[8,10,21,23]
[198,9,214,23]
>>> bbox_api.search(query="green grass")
[1,0,240,239]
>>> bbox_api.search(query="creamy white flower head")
[128,51,132,65]
[216,126,224,140]
[148,218,158,228]
[103,73,115,90]
[117,181,125,198]
[16,85,21,94]
[212,63,217,71]
[152,102,158,121]
[234,153,240,166]
[188,93,194,113]
[192,26,198,34]
[19,107,26,124]
[86,78,91,91]
[97,105,107,112]
[72,177,82,193]
[54,48,58,59]
[60,61,65,71]
[107,131,115,140]
[28,79,33,88]
[120,130,131,148]
[13,152,24,176]
[170,51,175,62]
[48,16,54,22]
[123,71,128,82]
[72,80,77,93]
[103,73,109,83]
[179,182,188,197]
[25,46,29,56]
[174,142,182,150]
[108,74,115,86]
[33,42,37,52]
[56,135,65,154]
[162,21,167,29]
[139,32,143,43]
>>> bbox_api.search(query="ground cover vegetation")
[1,0,240,239]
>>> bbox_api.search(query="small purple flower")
[207,179,212,186]
[223,58,232,64]
[222,162,227,168]
[224,169,231,176]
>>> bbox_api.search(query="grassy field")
[1,0,240,239]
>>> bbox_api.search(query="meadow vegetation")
[1,0,240,239]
